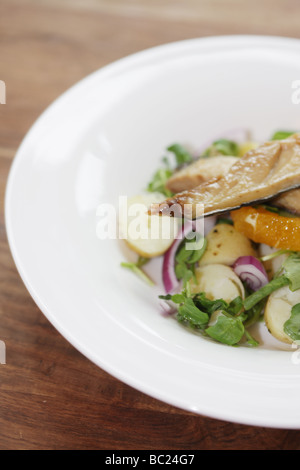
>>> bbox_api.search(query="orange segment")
[231,206,300,251]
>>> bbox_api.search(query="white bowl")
[5,36,300,428]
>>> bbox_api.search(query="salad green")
[121,130,300,347]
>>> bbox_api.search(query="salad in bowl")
[119,130,300,348]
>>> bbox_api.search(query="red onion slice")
[233,256,269,292]
[162,220,193,293]
[158,299,177,316]
[162,216,216,294]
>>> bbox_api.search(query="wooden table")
[1,0,300,450]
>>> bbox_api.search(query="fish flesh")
[165,156,237,193]
[157,133,300,219]
[273,188,300,215]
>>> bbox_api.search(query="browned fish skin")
[165,156,237,193]
[159,134,300,219]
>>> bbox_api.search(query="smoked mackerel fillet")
[157,133,300,219]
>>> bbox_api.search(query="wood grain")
[1,0,300,450]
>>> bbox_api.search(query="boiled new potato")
[119,192,179,258]
[190,264,245,303]
[238,141,259,156]
[265,285,300,344]
[199,223,256,266]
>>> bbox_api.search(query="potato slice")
[199,223,256,266]
[238,141,259,156]
[265,285,300,344]
[190,264,245,303]
[119,192,179,258]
